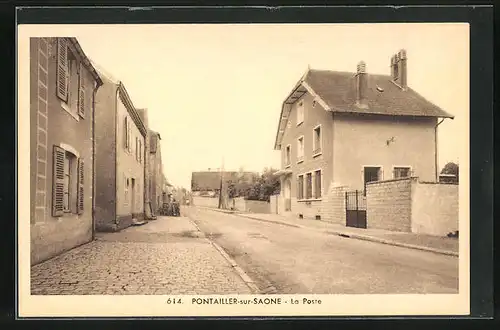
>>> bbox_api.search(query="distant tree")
[440,162,459,181]
[245,167,281,202]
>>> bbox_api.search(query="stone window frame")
[296,135,304,164]
[284,144,291,168]
[392,165,413,179]
[297,167,323,202]
[362,165,384,195]
[312,124,322,157]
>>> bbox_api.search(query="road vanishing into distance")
[185,206,459,295]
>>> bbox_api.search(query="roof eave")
[68,38,103,87]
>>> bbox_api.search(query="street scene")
[28,24,466,297]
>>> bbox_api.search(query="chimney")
[356,61,368,107]
[398,49,407,89]
[391,49,407,90]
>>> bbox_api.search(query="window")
[63,153,72,212]
[124,116,132,152]
[56,38,86,119]
[393,167,411,179]
[136,136,139,161]
[124,175,129,205]
[285,145,291,167]
[306,173,312,199]
[313,125,322,156]
[297,175,304,200]
[363,166,382,195]
[52,145,84,217]
[138,140,142,163]
[296,100,304,125]
[314,170,322,198]
[297,136,304,162]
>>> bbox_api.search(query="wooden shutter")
[124,117,128,149]
[77,158,84,214]
[136,136,139,161]
[56,38,69,102]
[78,62,86,118]
[52,146,65,217]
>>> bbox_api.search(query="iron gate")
[345,190,367,229]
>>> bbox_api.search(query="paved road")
[31,216,252,295]
[185,207,459,295]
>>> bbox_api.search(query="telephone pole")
[218,157,225,209]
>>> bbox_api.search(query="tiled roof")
[304,69,454,118]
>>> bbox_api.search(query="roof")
[191,171,259,191]
[68,38,103,87]
[274,66,455,150]
[149,130,161,153]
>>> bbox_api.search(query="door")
[363,166,381,194]
[131,178,136,216]
[284,178,291,211]
[345,190,367,228]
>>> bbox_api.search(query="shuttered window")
[78,62,86,118]
[56,38,69,103]
[124,116,129,149]
[77,158,84,214]
[52,146,65,216]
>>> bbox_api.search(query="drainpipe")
[92,80,103,240]
[114,83,120,226]
[434,118,446,182]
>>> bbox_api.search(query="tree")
[440,162,459,182]
[245,167,281,202]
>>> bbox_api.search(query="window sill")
[312,152,322,158]
[297,198,322,202]
[61,101,80,122]
[296,158,304,164]
[296,121,304,126]
[285,164,291,169]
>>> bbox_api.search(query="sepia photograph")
[18,21,471,317]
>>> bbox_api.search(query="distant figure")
[186,199,190,206]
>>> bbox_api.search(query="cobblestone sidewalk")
[31,216,252,295]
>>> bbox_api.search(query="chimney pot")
[356,61,366,74]
[399,49,407,59]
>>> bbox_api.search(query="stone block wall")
[321,184,347,225]
[366,177,413,232]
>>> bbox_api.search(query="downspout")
[114,83,120,226]
[92,80,102,240]
[434,118,446,182]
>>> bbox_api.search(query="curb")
[200,207,303,229]
[219,210,458,258]
[329,231,459,257]
[186,212,261,294]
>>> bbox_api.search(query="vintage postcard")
[17,22,470,318]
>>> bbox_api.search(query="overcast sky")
[43,23,468,189]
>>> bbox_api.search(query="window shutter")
[77,158,84,214]
[78,62,86,118]
[52,146,65,217]
[124,117,128,149]
[56,38,69,102]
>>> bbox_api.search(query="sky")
[67,23,467,189]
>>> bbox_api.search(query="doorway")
[363,166,381,193]
[284,178,291,211]
[130,178,136,216]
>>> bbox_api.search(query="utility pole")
[218,157,225,209]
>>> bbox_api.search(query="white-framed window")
[285,144,291,167]
[305,172,313,199]
[297,175,304,200]
[314,169,322,199]
[312,124,322,157]
[296,100,304,126]
[393,166,412,179]
[297,136,304,163]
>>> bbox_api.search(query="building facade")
[30,37,102,265]
[148,130,164,213]
[274,49,454,221]
[94,69,147,232]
